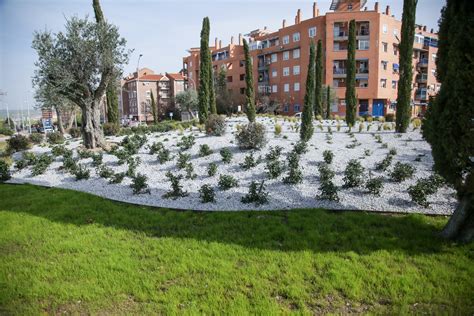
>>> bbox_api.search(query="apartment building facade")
[121,68,186,122]
[182,0,439,117]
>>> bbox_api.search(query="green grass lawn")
[0,184,472,314]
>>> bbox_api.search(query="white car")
[293,112,302,118]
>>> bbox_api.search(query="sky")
[0,0,445,110]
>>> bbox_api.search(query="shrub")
[343,159,365,188]
[91,152,103,167]
[218,174,239,190]
[47,132,65,144]
[68,127,81,138]
[265,146,283,161]
[390,162,415,182]
[73,164,90,181]
[29,133,44,144]
[317,179,339,201]
[163,171,188,199]
[322,150,334,164]
[235,122,266,150]
[185,163,197,180]
[114,148,132,165]
[292,141,308,155]
[7,134,31,152]
[388,148,397,156]
[318,163,335,182]
[103,123,120,136]
[98,165,114,179]
[407,174,445,207]
[15,159,29,170]
[51,145,67,157]
[241,180,269,205]
[109,172,126,184]
[62,156,79,173]
[240,152,257,170]
[157,148,171,164]
[177,135,195,150]
[283,152,303,184]
[366,175,384,196]
[364,149,372,156]
[77,148,95,159]
[199,144,213,157]
[177,152,191,169]
[205,114,226,136]
[148,142,165,155]
[384,113,395,122]
[274,123,282,136]
[130,173,151,194]
[207,162,218,177]
[220,148,232,164]
[126,156,141,177]
[0,160,11,182]
[412,118,422,130]
[199,184,215,203]
[0,127,14,136]
[266,159,284,179]
[375,155,393,171]
[120,134,147,155]
[31,154,53,176]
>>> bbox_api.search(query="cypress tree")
[150,91,158,124]
[396,0,418,133]
[300,41,316,142]
[314,40,323,117]
[345,20,357,126]
[106,83,119,124]
[326,85,331,119]
[198,17,211,124]
[243,39,256,122]
[207,19,217,115]
[422,0,474,242]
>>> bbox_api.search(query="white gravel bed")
[6,117,457,215]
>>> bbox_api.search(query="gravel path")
[7,117,457,215]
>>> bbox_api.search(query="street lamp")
[136,54,143,123]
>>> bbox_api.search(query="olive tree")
[32,7,129,148]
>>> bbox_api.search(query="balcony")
[333,68,346,78]
[257,84,271,95]
[333,31,348,41]
[415,88,428,101]
[416,74,428,83]
[417,58,429,68]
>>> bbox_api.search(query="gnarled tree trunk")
[81,99,105,149]
[55,107,65,134]
[66,108,76,130]
[441,194,474,243]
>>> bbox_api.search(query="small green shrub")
[126,156,141,177]
[62,157,79,173]
[31,154,53,176]
[390,162,415,182]
[163,171,188,199]
[130,173,151,194]
[375,155,393,171]
[318,163,335,182]
[68,127,81,138]
[364,149,372,156]
[109,172,126,184]
[283,152,303,184]
[103,123,120,136]
[408,174,445,207]
[220,148,232,164]
[78,148,94,160]
[47,132,65,144]
[0,127,14,136]
[73,164,90,181]
[366,175,384,196]
[266,159,284,179]
[97,165,114,179]
[91,152,103,167]
[51,145,68,157]
[218,174,239,190]
[7,134,31,152]
[207,163,218,177]
[177,152,191,169]
[265,146,283,161]
[185,163,197,180]
[343,159,365,188]
[235,122,266,150]
[0,160,11,181]
[177,135,195,150]
[274,124,282,137]
[317,179,339,201]
[157,148,172,164]
[15,159,29,170]
[240,152,257,170]
[29,133,44,144]
[148,142,165,155]
[241,180,269,205]
[199,184,215,203]
[323,150,334,164]
[205,114,226,136]
[388,148,397,156]
[199,144,213,157]
[292,141,308,155]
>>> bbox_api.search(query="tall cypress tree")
[396,0,418,133]
[150,91,158,124]
[422,0,474,242]
[326,85,331,119]
[207,19,217,115]
[300,41,315,142]
[198,17,211,124]
[345,19,357,126]
[106,83,119,124]
[314,40,323,117]
[243,39,256,123]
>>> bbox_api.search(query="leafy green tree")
[314,40,323,117]
[422,0,474,242]
[106,82,119,124]
[216,67,231,115]
[345,20,357,126]
[198,17,211,123]
[150,91,158,124]
[243,39,256,123]
[32,0,129,148]
[300,41,315,142]
[396,0,418,133]
[175,90,198,119]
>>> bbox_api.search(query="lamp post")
[136,54,143,123]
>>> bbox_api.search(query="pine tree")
[198,17,211,124]
[345,20,357,126]
[150,91,158,124]
[106,83,119,124]
[314,40,323,117]
[300,41,315,142]
[326,85,331,119]
[422,0,474,242]
[396,0,418,133]
[243,39,256,122]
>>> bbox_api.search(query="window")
[240,88,245,94]
[283,51,289,60]
[284,83,290,92]
[293,65,300,75]
[308,27,317,37]
[357,78,368,87]
[271,53,278,63]
[240,74,245,81]
[348,3,353,10]
[294,82,300,91]
[282,35,290,44]
[283,67,290,76]
[393,45,398,56]
[293,32,300,42]
[146,91,151,97]
[380,79,387,88]
[227,76,233,82]
[383,24,388,34]
[392,80,397,89]
[382,42,388,52]
[293,48,300,59]
[272,69,278,77]
[415,34,424,44]
[272,85,278,93]
[294,104,300,112]
[239,60,245,67]
[358,40,369,50]
[284,104,289,112]
[381,61,388,70]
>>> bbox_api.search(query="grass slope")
[0,184,473,314]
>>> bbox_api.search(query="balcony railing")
[333,68,346,75]
[417,58,429,67]
[416,74,428,83]
[415,89,428,100]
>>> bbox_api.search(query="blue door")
[372,99,384,117]
[359,100,369,116]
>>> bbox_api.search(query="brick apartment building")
[182,0,439,117]
[121,68,186,122]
